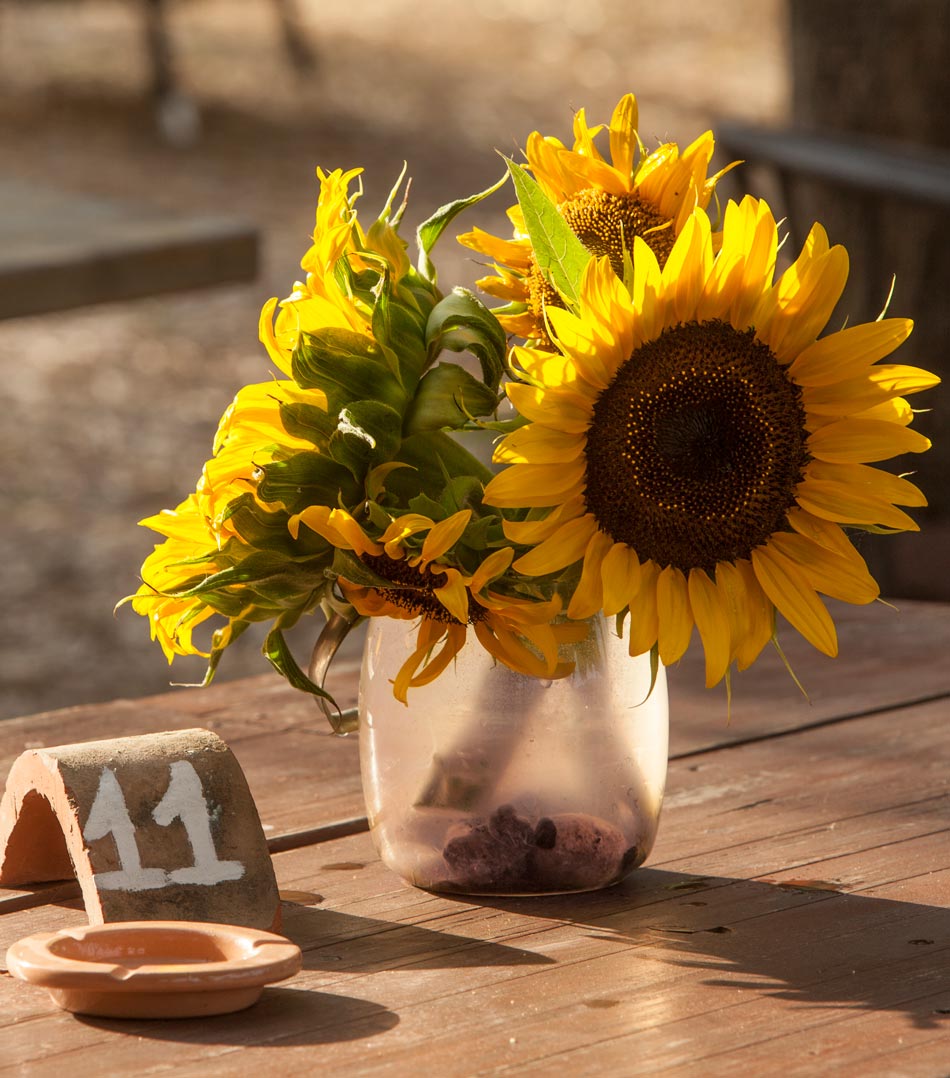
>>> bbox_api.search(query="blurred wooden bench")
[718,120,950,206]
[0,178,259,320]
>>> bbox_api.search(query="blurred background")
[0,0,945,721]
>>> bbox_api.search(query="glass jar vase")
[358,615,668,896]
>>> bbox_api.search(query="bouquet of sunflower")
[127,93,937,724]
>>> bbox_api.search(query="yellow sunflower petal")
[751,544,838,657]
[483,458,587,509]
[567,530,614,619]
[433,569,470,624]
[765,244,850,363]
[502,495,588,544]
[768,532,878,604]
[494,423,586,466]
[406,624,468,690]
[601,543,641,617]
[796,477,921,531]
[805,460,927,508]
[733,559,774,670]
[663,209,713,324]
[290,506,382,555]
[608,93,639,181]
[505,382,592,433]
[627,560,661,657]
[788,318,913,386]
[688,568,732,687]
[511,344,586,393]
[868,364,941,396]
[808,418,931,463]
[468,547,514,592]
[546,306,618,390]
[656,565,694,665]
[512,514,598,576]
[418,510,472,566]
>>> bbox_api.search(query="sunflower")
[129,496,228,663]
[258,166,397,374]
[483,197,938,687]
[458,93,733,346]
[289,505,582,702]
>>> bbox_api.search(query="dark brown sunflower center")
[526,190,676,347]
[583,320,808,574]
[360,554,484,625]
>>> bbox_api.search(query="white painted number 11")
[83,760,245,891]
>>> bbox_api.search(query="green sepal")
[222,494,326,558]
[256,451,362,515]
[471,412,530,435]
[328,547,415,591]
[327,400,404,478]
[404,363,500,435]
[425,288,507,392]
[501,154,590,308]
[648,643,661,701]
[438,473,487,515]
[278,401,337,447]
[292,329,406,412]
[385,431,493,502]
[371,271,431,385]
[202,618,252,685]
[416,172,509,283]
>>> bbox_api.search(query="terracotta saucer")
[6,920,302,1019]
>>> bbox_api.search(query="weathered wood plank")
[1,697,947,1074]
[2,600,947,788]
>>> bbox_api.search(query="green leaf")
[263,624,344,715]
[416,172,509,282]
[404,363,500,435]
[502,154,590,307]
[256,451,362,515]
[425,288,507,391]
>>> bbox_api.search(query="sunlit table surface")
[2,598,950,1076]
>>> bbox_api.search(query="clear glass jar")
[358,615,669,895]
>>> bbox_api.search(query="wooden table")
[2,599,950,1075]
[0,179,258,320]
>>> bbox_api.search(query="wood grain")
[1,693,947,1075]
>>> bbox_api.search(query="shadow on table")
[452,868,950,1032]
[79,985,399,1046]
[282,903,554,973]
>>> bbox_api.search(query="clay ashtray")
[6,920,302,1019]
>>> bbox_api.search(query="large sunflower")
[484,197,938,687]
[458,93,733,346]
[290,505,582,702]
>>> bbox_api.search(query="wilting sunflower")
[289,505,582,702]
[484,197,938,687]
[259,166,389,374]
[458,93,733,346]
